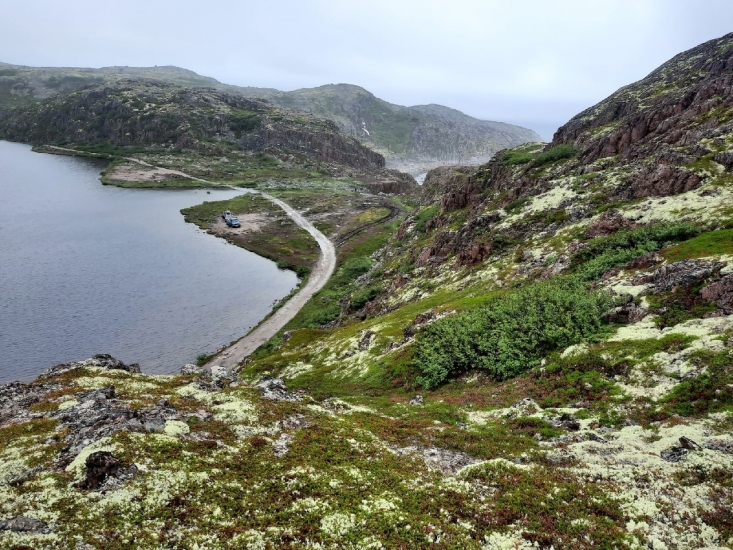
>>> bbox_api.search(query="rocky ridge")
[0,80,385,172]
[0,63,541,174]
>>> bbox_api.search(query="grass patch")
[661,228,733,262]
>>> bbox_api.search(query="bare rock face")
[585,210,637,239]
[633,260,723,293]
[254,377,302,402]
[700,274,733,313]
[0,515,52,534]
[0,80,386,171]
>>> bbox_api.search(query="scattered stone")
[358,330,374,350]
[0,515,52,534]
[180,364,204,375]
[394,446,479,475]
[633,260,723,292]
[584,210,637,239]
[608,303,648,324]
[42,354,141,378]
[272,433,294,457]
[6,466,42,487]
[75,451,137,491]
[679,436,702,451]
[586,432,608,444]
[278,414,310,431]
[540,255,571,280]
[512,398,540,410]
[623,418,639,427]
[556,413,580,431]
[704,439,733,453]
[700,274,733,313]
[254,377,302,402]
[409,395,424,406]
[660,446,689,462]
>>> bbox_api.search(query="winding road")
[202,191,336,370]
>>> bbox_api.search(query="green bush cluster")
[573,223,698,281]
[501,150,535,166]
[415,205,440,233]
[533,144,577,166]
[415,277,613,388]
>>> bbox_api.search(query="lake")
[0,141,297,383]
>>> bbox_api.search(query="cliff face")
[0,80,385,171]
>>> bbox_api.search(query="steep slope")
[0,80,385,171]
[0,62,540,173]
[229,33,733,548]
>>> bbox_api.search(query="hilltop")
[2,33,733,549]
[0,62,540,174]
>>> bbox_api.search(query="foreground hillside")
[0,62,540,173]
[2,34,733,549]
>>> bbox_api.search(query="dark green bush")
[573,223,699,282]
[502,150,535,166]
[415,277,613,388]
[350,285,381,310]
[533,144,576,166]
[334,257,372,284]
[229,110,262,138]
[415,205,440,233]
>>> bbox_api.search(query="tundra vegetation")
[2,33,733,550]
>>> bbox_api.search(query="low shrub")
[502,150,535,166]
[573,223,698,281]
[415,277,613,388]
[415,205,440,233]
[533,144,576,166]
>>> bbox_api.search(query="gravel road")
[203,191,336,370]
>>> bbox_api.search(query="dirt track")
[203,191,337,370]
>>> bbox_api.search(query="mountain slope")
[235,83,540,169]
[0,80,385,171]
[232,32,733,548]
[2,34,733,550]
[0,62,540,172]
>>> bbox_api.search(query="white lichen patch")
[211,398,257,424]
[320,512,359,538]
[289,497,332,514]
[568,419,732,548]
[56,399,79,411]
[622,184,733,224]
[163,420,190,436]
[280,361,315,379]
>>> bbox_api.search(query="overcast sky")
[2,1,731,139]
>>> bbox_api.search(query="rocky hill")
[235,83,541,173]
[0,80,385,171]
[0,63,540,174]
[2,34,733,550]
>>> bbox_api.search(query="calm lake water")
[0,141,297,383]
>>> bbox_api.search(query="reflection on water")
[0,141,297,383]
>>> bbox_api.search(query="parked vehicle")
[222,210,232,220]
[226,217,241,228]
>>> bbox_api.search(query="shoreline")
[33,143,338,374]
